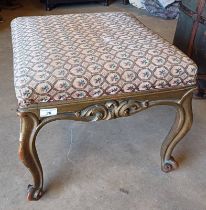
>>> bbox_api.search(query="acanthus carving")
[37,99,149,129]
[79,100,149,122]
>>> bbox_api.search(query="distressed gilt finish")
[17,86,195,201]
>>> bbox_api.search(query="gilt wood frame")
[17,85,196,200]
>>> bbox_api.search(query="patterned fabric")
[11,12,197,108]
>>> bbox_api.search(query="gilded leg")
[18,112,43,201]
[160,91,193,173]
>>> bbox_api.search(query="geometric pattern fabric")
[11,12,197,108]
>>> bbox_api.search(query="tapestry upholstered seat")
[11,12,197,201]
[11,13,196,108]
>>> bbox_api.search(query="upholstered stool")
[11,12,197,201]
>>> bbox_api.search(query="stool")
[11,12,197,201]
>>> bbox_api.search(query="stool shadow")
[44,160,75,198]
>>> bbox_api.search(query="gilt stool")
[11,12,197,201]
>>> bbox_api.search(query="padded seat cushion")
[11,12,197,108]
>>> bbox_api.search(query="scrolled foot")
[27,185,43,201]
[161,156,178,173]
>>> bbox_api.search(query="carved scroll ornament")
[79,100,149,122]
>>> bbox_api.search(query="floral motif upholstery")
[11,12,197,108]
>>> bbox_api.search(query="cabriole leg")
[160,91,193,173]
[18,112,43,201]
